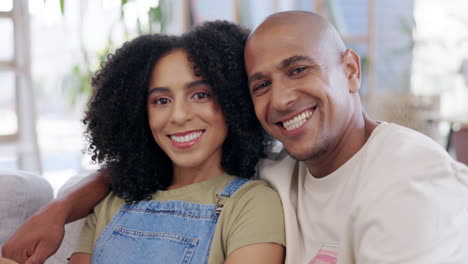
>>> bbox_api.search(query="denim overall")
[91,177,249,264]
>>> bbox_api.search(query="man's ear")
[342,49,361,94]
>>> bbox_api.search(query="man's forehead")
[250,22,312,42]
[245,12,342,74]
[247,24,321,56]
[245,34,322,68]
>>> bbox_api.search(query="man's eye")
[290,66,308,76]
[253,81,271,92]
[192,92,210,100]
[153,97,171,105]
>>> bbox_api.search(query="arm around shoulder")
[1,170,110,264]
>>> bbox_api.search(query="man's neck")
[304,113,378,178]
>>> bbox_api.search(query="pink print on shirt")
[308,243,338,264]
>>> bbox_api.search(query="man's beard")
[285,138,330,162]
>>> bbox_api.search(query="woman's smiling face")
[147,49,228,171]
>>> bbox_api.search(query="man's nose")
[270,80,297,111]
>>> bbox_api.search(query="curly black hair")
[83,21,273,203]
[181,21,273,183]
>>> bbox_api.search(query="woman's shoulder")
[93,191,126,217]
[234,178,280,198]
[224,177,283,215]
[213,177,285,258]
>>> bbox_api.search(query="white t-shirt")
[259,122,468,264]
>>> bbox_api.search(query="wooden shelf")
[0,60,15,71]
[0,11,13,18]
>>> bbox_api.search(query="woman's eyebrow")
[185,80,210,89]
[147,87,169,96]
[147,80,210,96]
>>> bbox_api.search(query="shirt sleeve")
[352,158,468,263]
[73,210,98,255]
[222,181,286,257]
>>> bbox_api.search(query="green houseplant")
[55,0,171,106]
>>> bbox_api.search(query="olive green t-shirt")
[74,174,285,263]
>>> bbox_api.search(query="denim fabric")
[92,177,249,264]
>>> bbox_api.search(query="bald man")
[245,11,468,263]
[3,12,468,264]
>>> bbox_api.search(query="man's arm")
[1,170,110,264]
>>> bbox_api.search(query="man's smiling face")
[244,22,358,162]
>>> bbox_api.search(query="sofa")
[0,170,54,248]
[0,170,88,264]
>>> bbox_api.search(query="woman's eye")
[290,66,308,76]
[193,92,210,100]
[153,97,171,105]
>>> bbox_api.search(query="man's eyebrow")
[281,55,315,68]
[248,56,318,86]
[248,72,267,86]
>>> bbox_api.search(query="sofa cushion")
[0,170,54,248]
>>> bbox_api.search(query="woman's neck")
[169,159,225,190]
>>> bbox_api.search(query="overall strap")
[214,177,250,214]
[219,177,250,197]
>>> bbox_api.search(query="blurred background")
[1,0,468,194]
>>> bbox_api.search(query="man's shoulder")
[358,122,468,200]
[258,148,297,183]
[368,122,451,162]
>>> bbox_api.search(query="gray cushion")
[0,170,54,248]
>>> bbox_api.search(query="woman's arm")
[1,170,110,264]
[225,243,285,264]
[68,253,92,264]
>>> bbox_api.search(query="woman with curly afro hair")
[66,21,285,264]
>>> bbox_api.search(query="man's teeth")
[170,131,203,143]
[282,110,313,131]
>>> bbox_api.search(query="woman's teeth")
[170,131,203,143]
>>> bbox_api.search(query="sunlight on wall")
[412,0,468,116]
[0,1,12,12]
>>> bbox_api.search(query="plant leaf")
[120,0,128,18]
[148,6,161,23]
[60,0,64,14]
